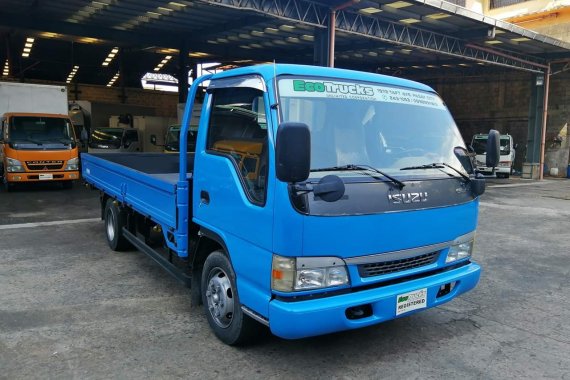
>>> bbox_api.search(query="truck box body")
[1,82,79,189]
[0,82,68,115]
[82,64,483,343]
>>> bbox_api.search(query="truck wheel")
[104,198,131,251]
[201,250,258,345]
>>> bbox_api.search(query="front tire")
[104,198,132,251]
[201,250,258,345]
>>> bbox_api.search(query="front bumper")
[5,171,79,182]
[477,166,510,175]
[268,261,481,339]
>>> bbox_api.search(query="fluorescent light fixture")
[158,6,173,12]
[227,36,239,41]
[250,43,263,48]
[368,51,378,56]
[400,18,420,24]
[239,45,252,49]
[354,53,363,58]
[286,37,300,43]
[147,11,161,17]
[2,59,9,76]
[207,40,218,44]
[169,1,187,7]
[102,47,119,66]
[426,12,450,19]
[385,50,394,55]
[359,7,382,14]
[66,65,79,83]
[23,47,31,53]
[279,24,295,31]
[251,30,264,37]
[386,1,412,8]
[265,27,279,34]
[25,42,33,48]
[26,37,35,43]
[301,34,314,41]
[216,38,229,43]
[485,40,502,44]
[22,37,35,57]
[107,71,120,87]
[426,65,437,68]
[411,65,422,69]
[459,63,470,66]
[401,48,413,54]
[511,37,530,42]
[239,33,252,39]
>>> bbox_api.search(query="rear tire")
[201,250,258,346]
[104,198,132,251]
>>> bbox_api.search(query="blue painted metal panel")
[81,153,179,240]
[269,262,481,339]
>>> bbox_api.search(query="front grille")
[358,251,439,278]
[26,161,64,171]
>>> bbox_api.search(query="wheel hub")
[205,268,234,328]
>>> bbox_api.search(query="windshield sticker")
[279,79,445,110]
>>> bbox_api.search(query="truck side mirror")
[276,122,311,183]
[150,135,157,145]
[486,129,500,169]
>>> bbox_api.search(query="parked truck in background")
[472,133,515,178]
[82,64,500,345]
[160,124,198,153]
[109,115,177,153]
[88,127,142,153]
[0,82,79,191]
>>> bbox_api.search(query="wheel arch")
[190,227,230,307]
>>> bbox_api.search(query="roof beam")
[197,0,549,73]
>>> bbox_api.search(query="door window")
[207,87,268,205]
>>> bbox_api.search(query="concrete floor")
[1,178,569,379]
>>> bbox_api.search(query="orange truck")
[0,82,79,191]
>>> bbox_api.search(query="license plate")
[396,288,427,316]
[39,174,53,180]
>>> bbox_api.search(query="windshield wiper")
[400,162,469,181]
[311,164,405,189]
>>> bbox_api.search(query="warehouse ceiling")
[0,0,569,87]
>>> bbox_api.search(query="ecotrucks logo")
[293,80,374,97]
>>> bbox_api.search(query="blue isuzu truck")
[82,64,499,345]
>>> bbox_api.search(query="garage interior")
[2,0,570,178]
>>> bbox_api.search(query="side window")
[207,87,268,205]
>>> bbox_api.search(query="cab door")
[192,75,274,315]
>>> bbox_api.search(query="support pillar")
[524,73,545,179]
[178,42,189,104]
[313,28,328,67]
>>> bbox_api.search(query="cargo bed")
[82,153,194,232]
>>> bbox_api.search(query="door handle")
[200,190,210,205]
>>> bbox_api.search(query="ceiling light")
[368,51,378,56]
[485,40,502,44]
[387,1,412,9]
[158,7,173,12]
[359,7,382,14]
[26,37,35,43]
[279,25,295,31]
[426,12,451,19]
[239,45,252,49]
[169,1,187,7]
[251,30,264,37]
[301,34,314,41]
[400,18,421,24]
[265,27,279,34]
[102,47,119,66]
[385,50,394,55]
[2,59,9,76]
[511,37,530,42]
[23,47,31,53]
[66,65,79,83]
[286,37,300,43]
[401,48,413,54]
[107,71,120,87]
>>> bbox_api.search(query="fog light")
[13,176,21,181]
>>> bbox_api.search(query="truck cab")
[88,127,141,153]
[1,112,79,190]
[472,133,515,178]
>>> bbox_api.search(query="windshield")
[8,116,73,144]
[278,77,467,180]
[472,136,511,155]
[89,128,124,149]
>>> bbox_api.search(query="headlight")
[446,239,474,263]
[6,157,24,172]
[65,157,79,171]
[271,255,349,292]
